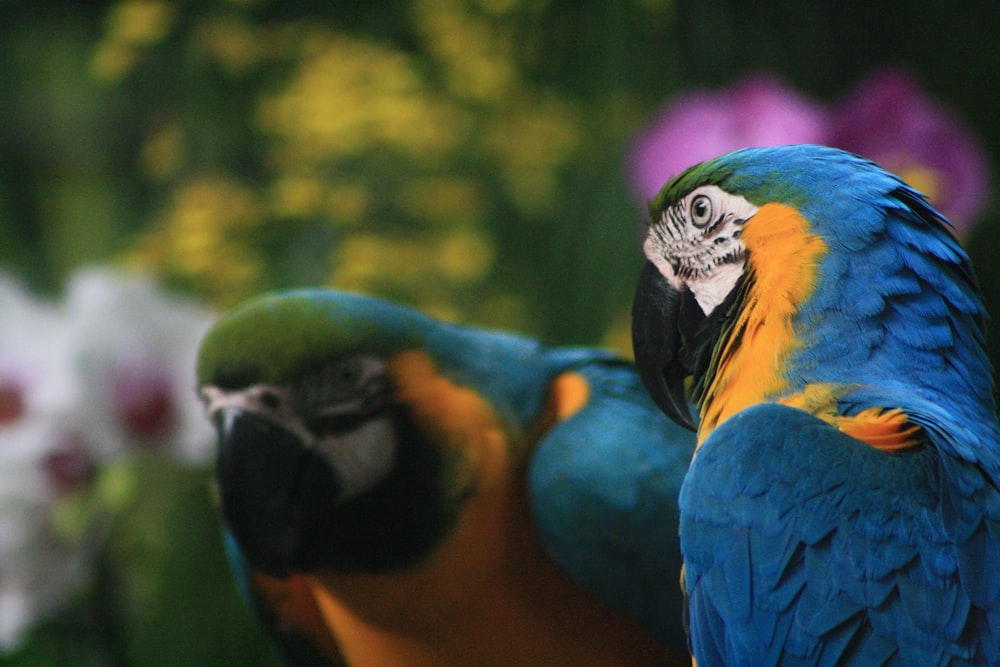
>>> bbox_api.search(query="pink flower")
[830,67,991,234]
[627,74,829,202]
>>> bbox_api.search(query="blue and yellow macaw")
[631,144,1000,665]
[196,289,694,666]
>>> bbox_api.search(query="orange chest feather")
[307,479,676,667]
[305,360,679,666]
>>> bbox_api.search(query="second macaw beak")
[214,408,340,577]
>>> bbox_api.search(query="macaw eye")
[690,194,714,228]
[327,357,368,394]
[292,354,388,415]
[258,389,282,411]
[313,355,388,403]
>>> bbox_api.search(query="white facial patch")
[643,184,759,315]
[313,418,396,502]
[200,355,398,503]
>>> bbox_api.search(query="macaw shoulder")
[682,402,1000,664]
[530,356,695,515]
[528,356,695,651]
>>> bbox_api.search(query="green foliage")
[0,0,688,347]
[3,457,278,667]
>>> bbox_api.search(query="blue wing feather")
[682,403,1000,666]
[527,355,695,653]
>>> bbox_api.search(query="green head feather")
[197,290,431,389]
[197,288,574,429]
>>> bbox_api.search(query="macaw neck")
[428,326,568,434]
[695,203,999,448]
[694,202,825,441]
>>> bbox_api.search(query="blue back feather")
[527,355,695,649]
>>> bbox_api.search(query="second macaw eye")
[332,359,363,388]
[326,357,383,399]
[294,355,385,412]
[690,194,713,228]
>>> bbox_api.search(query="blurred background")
[1,0,997,665]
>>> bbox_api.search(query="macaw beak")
[631,262,698,431]
[214,408,340,577]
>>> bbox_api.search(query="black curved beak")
[631,262,697,431]
[214,408,339,577]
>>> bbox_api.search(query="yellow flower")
[90,41,140,83]
[329,227,494,296]
[106,0,173,47]
[398,176,482,224]
[325,184,371,226]
[412,0,519,102]
[435,230,494,282]
[483,94,582,214]
[268,175,327,219]
[90,0,173,82]
[125,176,264,305]
[256,32,464,165]
[195,15,263,75]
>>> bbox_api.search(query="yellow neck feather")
[697,203,826,444]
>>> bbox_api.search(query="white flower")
[0,267,219,652]
[0,275,77,428]
[0,275,91,652]
[65,267,217,464]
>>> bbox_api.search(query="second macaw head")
[196,290,553,579]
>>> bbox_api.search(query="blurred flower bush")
[2,2,674,663]
[111,0,590,329]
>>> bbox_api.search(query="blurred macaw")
[196,289,694,666]
[631,144,1000,665]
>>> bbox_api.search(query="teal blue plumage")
[197,289,693,665]
[528,349,693,651]
[632,145,1000,665]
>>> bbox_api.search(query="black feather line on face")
[666,206,686,240]
[302,375,393,437]
[703,213,727,237]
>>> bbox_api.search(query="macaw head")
[196,289,553,578]
[631,144,988,436]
